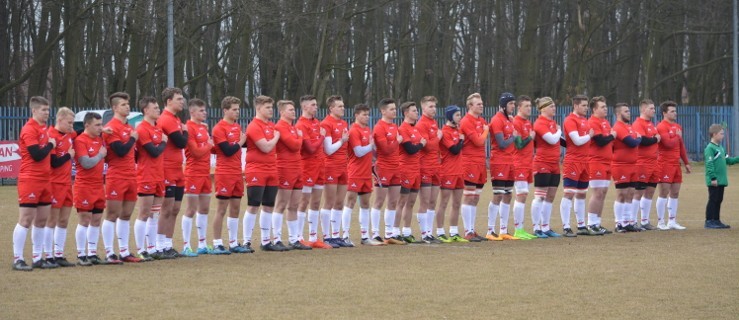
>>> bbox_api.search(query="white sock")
[134,219,146,253]
[359,208,370,239]
[450,225,459,236]
[437,227,446,236]
[272,212,284,242]
[384,209,396,238]
[393,226,401,237]
[297,211,306,240]
[342,207,352,238]
[330,209,341,238]
[614,201,623,225]
[75,224,87,257]
[287,219,299,243]
[667,197,678,222]
[53,226,67,257]
[656,197,667,224]
[541,201,553,232]
[320,209,331,239]
[513,201,525,230]
[587,213,598,226]
[630,200,639,224]
[402,227,412,237]
[87,226,100,256]
[243,212,257,244]
[623,201,633,225]
[195,212,208,248]
[370,208,381,238]
[308,210,319,242]
[146,217,157,251]
[13,224,28,262]
[31,226,44,262]
[560,197,572,229]
[426,210,436,236]
[487,202,499,235]
[499,202,510,234]
[181,216,193,250]
[470,203,477,232]
[116,218,130,257]
[213,238,223,247]
[43,226,54,259]
[531,198,543,231]
[102,220,115,256]
[574,198,586,228]
[227,217,239,247]
[640,198,652,224]
[417,212,428,237]
[461,204,473,234]
[259,211,273,245]
[165,237,173,250]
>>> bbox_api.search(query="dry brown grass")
[1,165,738,319]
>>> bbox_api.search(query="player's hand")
[636,132,642,138]
[711,180,718,187]
[181,124,188,132]
[102,127,113,135]
[556,124,561,131]
[529,130,535,139]
[48,137,57,148]
[207,137,214,146]
[161,134,169,143]
[655,134,661,142]
[319,127,326,137]
[238,133,247,145]
[588,128,594,137]
[68,146,75,158]
[437,130,443,140]
[483,125,490,133]
[130,130,139,140]
[460,134,465,140]
[676,129,682,137]
[420,137,427,146]
[610,129,617,137]
[274,130,281,140]
[297,129,303,138]
[341,129,349,142]
[370,136,375,147]
[685,164,692,174]
[397,134,403,143]
[513,130,521,137]
[99,146,107,157]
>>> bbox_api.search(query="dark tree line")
[1,0,734,108]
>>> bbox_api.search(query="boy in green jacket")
[704,124,739,229]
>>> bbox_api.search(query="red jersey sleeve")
[373,123,396,155]
[278,125,302,152]
[563,117,578,136]
[247,121,266,143]
[73,136,88,160]
[348,127,363,149]
[461,119,485,147]
[533,120,553,143]
[441,128,457,148]
[490,117,505,135]
[657,123,679,148]
[212,125,227,145]
[20,125,41,147]
[137,126,152,146]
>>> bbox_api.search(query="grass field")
[1,164,738,319]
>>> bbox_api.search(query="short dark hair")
[84,112,102,125]
[640,99,654,106]
[326,95,343,109]
[189,98,207,109]
[378,98,396,110]
[29,96,49,110]
[400,101,417,115]
[161,87,183,104]
[138,96,158,112]
[660,100,677,114]
[109,92,130,108]
[354,103,370,116]
[299,95,316,103]
[572,94,588,105]
[516,95,531,105]
[220,96,241,110]
[589,96,606,110]
[613,102,629,112]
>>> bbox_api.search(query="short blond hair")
[420,96,437,105]
[535,97,554,110]
[254,95,274,107]
[277,100,294,111]
[56,107,74,119]
[466,93,481,107]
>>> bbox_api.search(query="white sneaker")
[361,238,386,246]
[668,221,686,230]
[657,222,670,231]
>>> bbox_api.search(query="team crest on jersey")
[82,199,89,205]
[570,171,576,176]
[28,192,36,199]
[251,177,258,182]
[306,178,313,183]
[620,175,626,180]
[518,173,524,178]
[197,133,203,138]
[220,187,227,193]
[143,185,151,190]
[596,171,602,176]
[88,147,94,153]
[110,190,118,196]
[445,180,451,185]
[190,185,196,190]
[327,176,334,181]
[381,177,387,181]
[497,172,503,177]
[404,180,410,184]
[351,183,357,187]
[663,175,669,179]
[283,181,289,186]
[52,197,57,204]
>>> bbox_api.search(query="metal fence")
[2,104,734,161]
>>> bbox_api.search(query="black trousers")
[706,186,725,221]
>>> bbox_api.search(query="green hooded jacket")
[704,142,739,186]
